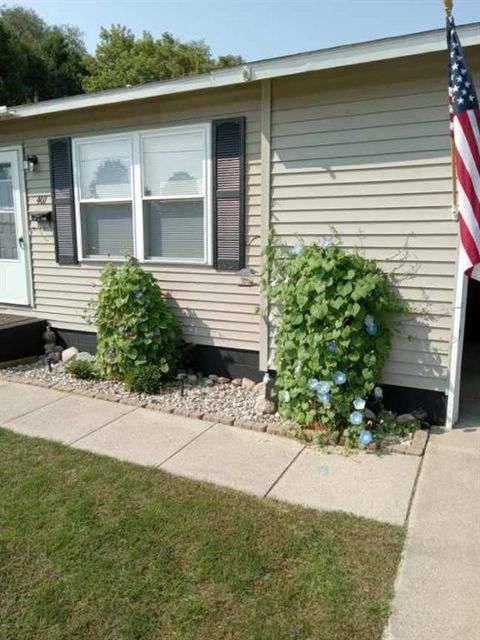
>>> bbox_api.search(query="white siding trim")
[446,253,468,428]
[259,80,271,371]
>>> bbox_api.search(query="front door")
[0,148,29,305]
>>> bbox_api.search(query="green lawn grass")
[0,429,404,640]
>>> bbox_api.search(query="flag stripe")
[454,119,480,204]
[459,215,480,272]
[458,112,480,176]
[457,176,480,250]
[447,14,480,277]
[467,110,480,159]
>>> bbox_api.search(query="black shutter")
[212,117,245,271]
[48,137,78,264]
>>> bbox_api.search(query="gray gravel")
[0,359,292,429]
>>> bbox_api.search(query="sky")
[3,0,479,60]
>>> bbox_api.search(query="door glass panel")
[0,163,11,180]
[0,162,18,260]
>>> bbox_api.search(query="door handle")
[18,236,24,247]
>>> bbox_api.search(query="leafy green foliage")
[86,257,181,380]
[67,359,97,380]
[124,362,169,394]
[0,6,86,105]
[262,236,407,434]
[374,408,421,440]
[83,25,243,93]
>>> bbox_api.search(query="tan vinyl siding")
[268,50,479,393]
[0,85,261,351]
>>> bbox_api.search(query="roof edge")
[2,22,479,120]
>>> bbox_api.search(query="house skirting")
[54,329,262,382]
[381,384,446,425]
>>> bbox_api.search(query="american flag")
[447,15,480,277]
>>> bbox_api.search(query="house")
[0,24,479,426]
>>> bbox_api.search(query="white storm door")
[0,148,29,305]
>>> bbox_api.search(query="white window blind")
[144,201,204,260]
[81,203,133,257]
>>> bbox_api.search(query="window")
[75,137,134,258]
[73,124,210,263]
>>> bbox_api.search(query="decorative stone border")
[1,375,429,456]
[300,426,429,456]
[388,429,429,456]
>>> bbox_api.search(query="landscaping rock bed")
[0,358,429,455]
[0,359,293,435]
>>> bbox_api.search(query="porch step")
[0,314,47,364]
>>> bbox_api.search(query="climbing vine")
[262,235,408,444]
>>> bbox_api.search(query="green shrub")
[67,359,97,380]
[85,257,181,380]
[262,235,407,437]
[124,362,169,394]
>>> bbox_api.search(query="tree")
[0,6,244,105]
[83,26,243,93]
[0,5,86,105]
[0,18,31,105]
[35,28,86,100]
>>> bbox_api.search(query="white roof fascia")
[2,23,479,120]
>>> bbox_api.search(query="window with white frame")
[73,124,210,263]
[76,137,134,258]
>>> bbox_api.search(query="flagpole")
[444,0,458,216]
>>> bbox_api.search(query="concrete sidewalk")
[385,426,480,640]
[0,380,420,526]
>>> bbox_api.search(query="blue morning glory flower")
[317,380,331,395]
[327,341,338,353]
[353,397,366,411]
[308,378,319,392]
[359,430,373,447]
[366,322,378,336]
[364,315,378,336]
[134,290,144,299]
[317,392,331,406]
[374,386,383,399]
[322,236,333,249]
[278,389,290,403]
[333,371,347,385]
[291,239,304,256]
[350,411,363,426]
